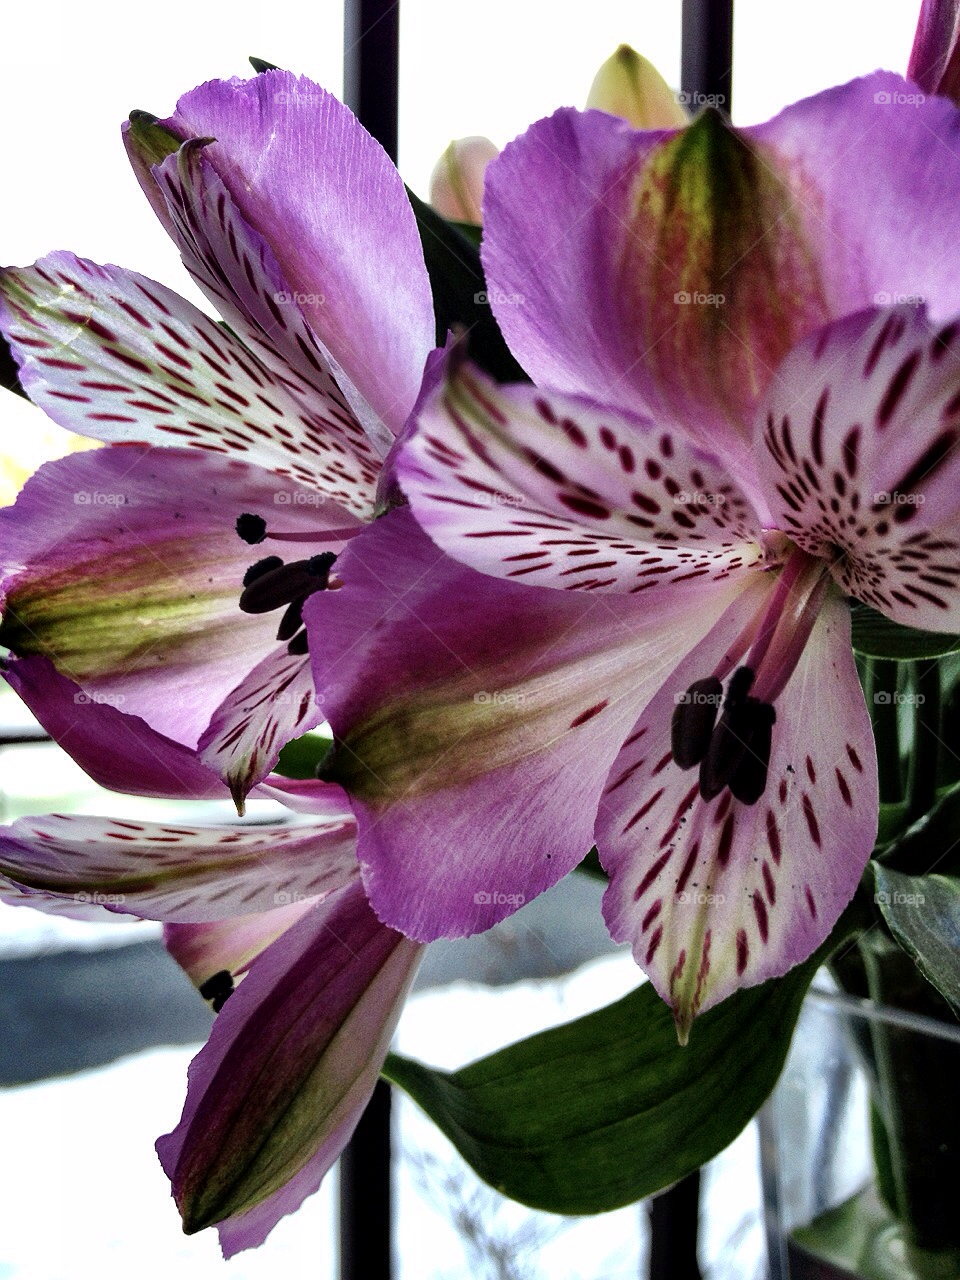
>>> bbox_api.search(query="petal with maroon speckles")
[597,588,876,1040]
[760,305,960,630]
[0,252,378,517]
[198,647,326,811]
[154,141,388,480]
[0,810,358,923]
[157,880,422,1255]
[165,71,435,443]
[305,507,748,940]
[398,362,764,595]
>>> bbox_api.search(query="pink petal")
[157,880,422,1255]
[0,444,354,746]
[305,507,752,940]
[399,362,764,593]
[163,901,321,1002]
[153,140,386,492]
[759,305,960,631]
[0,252,377,516]
[598,588,877,1039]
[483,76,960,491]
[167,72,435,440]
[198,647,325,809]
[2,656,229,799]
[0,810,357,923]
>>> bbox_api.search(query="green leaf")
[404,185,527,384]
[873,862,960,1017]
[851,601,960,659]
[274,731,333,780]
[384,909,861,1214]
[792,1186,960,1279]
[249,56,280,73]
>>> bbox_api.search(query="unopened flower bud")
[586,44,688,129]
[429,136,499,225]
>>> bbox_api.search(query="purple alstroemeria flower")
[0,674,422,1255]
[0,70,436,808]
[307,72,960,1038]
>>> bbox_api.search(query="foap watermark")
[476,490,525,509]
[474,290,525,306]
[674,687,722,707]
[273,290,325,306]
[74,491,127,506]
[676,890,725,905]
[873,491,925,507]
[674,490,725,506]
[873,690,926,706]
[676,90,726,109]
[874,89,926,106]
[874,291,926,307]
[74,891,126,906]
[74,691,126,707]
[674,290,725,308]
[474,890,525,906]
[474,690,527,706]
[274,890,315,906]
[275,90,324,106]
[274,489,327,506]
[875,890,925,906]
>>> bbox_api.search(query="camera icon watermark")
[677,890,725,905]
[873,291,925,307]
[74,891,127,905]
[674,491,725,505]
[273,289,325,306]
[873,691,925,706]
[873,491,925,507]
[674,290,725,307]
[675,90,726,109]
[74,491,127,506]
[875,890,925,906]
[473,890,526,906]
[273,890,315,905]
[474,690,527,706]
[274,489,327,506]
[674,688,723,707]
[474,290,525,306]
[874,90,925,106]
[74,691,126,707]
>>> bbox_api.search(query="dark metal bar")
[648,1170,703,1280]
[681,0,734,115]
[0,729,53,746]
[339,1078,393,1280]
[343,0,400,161]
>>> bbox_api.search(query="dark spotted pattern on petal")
[0,811,357,922]
[760,306,960,630]
[400,364,764,594]
[0,252,378,517]
[598,588,876,1037]
[198,648,325,810]
[155,144,389,473]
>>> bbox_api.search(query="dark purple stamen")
[242,555,284,587]
[671,676,722,768]
[236,513,267,544]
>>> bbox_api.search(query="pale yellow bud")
[586,44,688,129]
[428,136,500,225]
